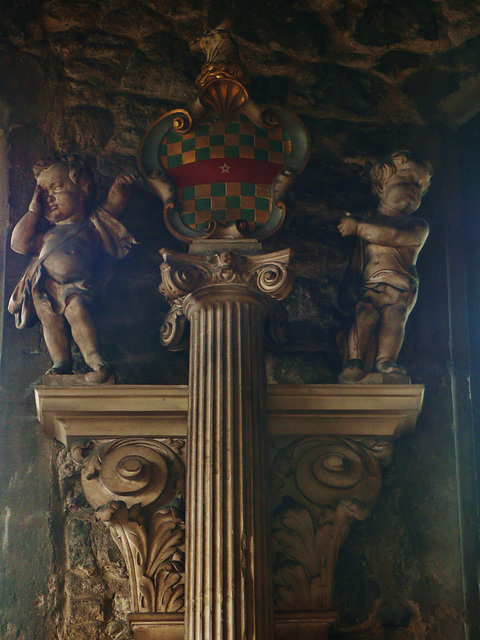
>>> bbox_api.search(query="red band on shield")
[167,158,283,188]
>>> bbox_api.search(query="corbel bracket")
[35,383,423,639]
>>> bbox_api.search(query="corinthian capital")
[159,247,293,302]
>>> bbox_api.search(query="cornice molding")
[35,383,424,445]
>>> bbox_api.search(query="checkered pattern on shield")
[158,116,292,232]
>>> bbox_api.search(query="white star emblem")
[219,162,231,174]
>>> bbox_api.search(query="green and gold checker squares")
[178,182,273,227]
[160,118,292,167]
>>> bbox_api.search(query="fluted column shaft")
[184,287,273,640]
[158,248,293,640]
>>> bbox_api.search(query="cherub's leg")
[343,298,379,380]
[33,295,72,374]
[347,299,379,362]
[375,301,409,374]
[64,295,109,372]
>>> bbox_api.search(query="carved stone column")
[160,245,293,640]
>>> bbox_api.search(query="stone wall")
[1,2,479,639]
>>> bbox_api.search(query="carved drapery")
[71,437,186,614]
[271,436,393,612]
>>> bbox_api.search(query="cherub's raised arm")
[10,185,44,254]
[356,216,429,247]
[100,173,137,219]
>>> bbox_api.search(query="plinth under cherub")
[338,150,433,383]
[8,155,136,383]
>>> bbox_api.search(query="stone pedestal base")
[338,371,410,385]
[275,612,338,640]
[42,372,115,387]
[128,612,338,640]
[128,613,184,640]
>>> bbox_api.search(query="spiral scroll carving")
[159,258,201,300]
[171,110,193,133]
[271,436,393,612]
[262,107,282,128]
[256,263,293,300]
[79,438,185,511]
[159,248,293,304]
[274,436,392,512]
[296,440,375,507]
[160,300,189,351]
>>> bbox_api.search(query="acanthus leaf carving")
[273,498,369,612]
[96,500,185,614]
[148,506,185,612]
[97,500,151,612]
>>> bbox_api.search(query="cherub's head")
[370,150,433,216]
[33,155,96,224]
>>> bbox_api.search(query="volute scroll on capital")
[160,300,190,352]
[159,248,294,303]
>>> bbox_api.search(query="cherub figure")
[338,150,433,382]
[8,155,136,381]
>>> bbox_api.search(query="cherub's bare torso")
[361,213,426,291]
[40,221,100,284]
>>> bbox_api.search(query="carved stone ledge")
[35,385,189,444]
[268,384,424,438]
[35,383,424,444]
